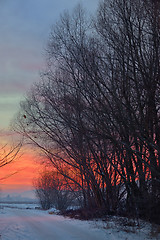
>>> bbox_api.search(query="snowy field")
[0,203,159,240]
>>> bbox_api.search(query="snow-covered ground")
[0,204,159,240]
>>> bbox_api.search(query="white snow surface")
[0,204,159,240]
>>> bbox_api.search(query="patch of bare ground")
[150,224,160,240]
[61,208,109,220]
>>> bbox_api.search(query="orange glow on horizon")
[0,152,43,193]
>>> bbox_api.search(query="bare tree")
[13,0,160,222]
[95,0,160,218]
[0,143,22,168]
[34,170,78,211]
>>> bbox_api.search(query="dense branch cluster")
[14,0,160,222]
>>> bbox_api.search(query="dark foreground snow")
[0,204,159,240]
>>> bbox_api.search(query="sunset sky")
[0,0,98,197]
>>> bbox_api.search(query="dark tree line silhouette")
[14,0,160,223]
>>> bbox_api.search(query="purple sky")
[0,0,99,130]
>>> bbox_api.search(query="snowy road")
[0,207,107,240]
[0,206,155,240]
